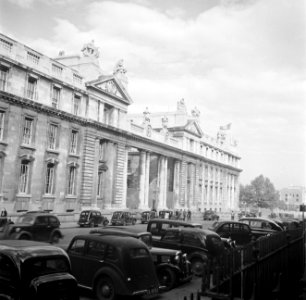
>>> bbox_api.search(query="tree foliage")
[239,175,279,209]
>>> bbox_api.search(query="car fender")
[50,228,63,238]
[14,231,33,240]
[156,263,180,275]
[187,251,208,263]
[93,266,128,295]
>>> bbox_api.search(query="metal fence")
[197,228,305,300]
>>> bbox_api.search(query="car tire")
[51,232,60,244]
[190,257,206,277]
[19,234,30,240]
[157,267,176,291]
[95,276,115,300]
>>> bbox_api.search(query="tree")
[239,175,279,209]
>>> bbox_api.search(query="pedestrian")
[187,210,191,221]
[1,208,7,217]
[183,209,186,221]
[231,210,235,221]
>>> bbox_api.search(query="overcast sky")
[1,0,305,190]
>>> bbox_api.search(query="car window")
[35,216,48,225]
[149,222,159,235]
[162,231,180,243]
[87,241,106,258]
[105,245,119,261]
[232,224,240,232]
[220,224,230,232]
[139,234,152,247]
[49,216,59,226]
[129,248,149,258]
[69,239,86,254]
[17,214,35,224]
[97,212,101,217]
[241,224,250,232]
[250,221,262,228]
[183,232,202,247]
[81,211,89,216]
[262,222,272,229]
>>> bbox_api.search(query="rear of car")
[0,240,79,300]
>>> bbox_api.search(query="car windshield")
[211,221,220,229]
[21,256,70,281]
[16,214,35,224]
[80,211,90,217]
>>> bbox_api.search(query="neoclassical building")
[0,33,241,214]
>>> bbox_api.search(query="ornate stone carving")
[161,116,168,128]
[113,59,128,87]
[177,98,187,113]
[81,40,100,58]
[191,106,200,119]
[143,107,150,123]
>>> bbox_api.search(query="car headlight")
[11,227,21,234]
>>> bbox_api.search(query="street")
[58,219,211,300]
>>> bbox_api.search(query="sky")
[1,0,305,190]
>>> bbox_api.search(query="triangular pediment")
[184,120,203,138]
[86,75,133,105]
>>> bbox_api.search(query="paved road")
[59,219,213,300]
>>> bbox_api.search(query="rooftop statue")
[191,106,200,119]
[113,59,128,87]
[81,40,100,58]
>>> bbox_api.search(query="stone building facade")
[0,33,241,214]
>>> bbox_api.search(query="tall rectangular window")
[22,117,33,145]
[52,86,61,108]
[70,130,78,154]
[73,95,80,115]
[99,139,106,161]
[19,161,29,193]
[45,163,55,194]
[0,111,4,141]
[27,76,37,99]
[0,66,8,91]
[68,166,76,195]
[48,124,58,150]
[97,171,103,197]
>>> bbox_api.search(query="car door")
[217,223,231,239]
[158,230,181,250]
[33,216,49,241]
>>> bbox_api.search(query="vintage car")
[152,227,226,276]
[209,221,254,246]
[110,211,137,226]
[147,218,202,239]
[239,217,283,238]
[77,210,109,227]
[66,234,161,300]
[0,212,63,243]
[90,228,192,291]
[141,210,158,224]
[203,209,220,221]
[0,240,79,300]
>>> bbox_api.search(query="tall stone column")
[144,152,150,208]
[158,156,168,209]
[173,160,181,209]
[180,160,187,208]
[138,150,146,209]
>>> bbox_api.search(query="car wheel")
[51,232,60,244]
[95,276,115,300]
[19,234,30,240]
[190,257,206,277]
[103,219,109,226]
[157,267,176,291]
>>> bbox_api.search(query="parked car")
[0,240,79,300]
[66,234,161,300]
[209,221,254,246]
[147,219,202,239]
[152,227,226,276]
[203,210,220,221]
[78,210,109,227]
[90,228,192,291]
[111,211,137,226]
[0,212,63,243]
[239,217,283,238]
[158,210,174,219]
[141,210,158,224]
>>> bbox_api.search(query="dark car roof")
[90,228,151,238]
[73,234,148,248]
[20,212,58,218]
[0,240,67,261]
[213,221,250,226]
[164,227,219,236]
[148,218,202,227]
[81,210,101,213]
